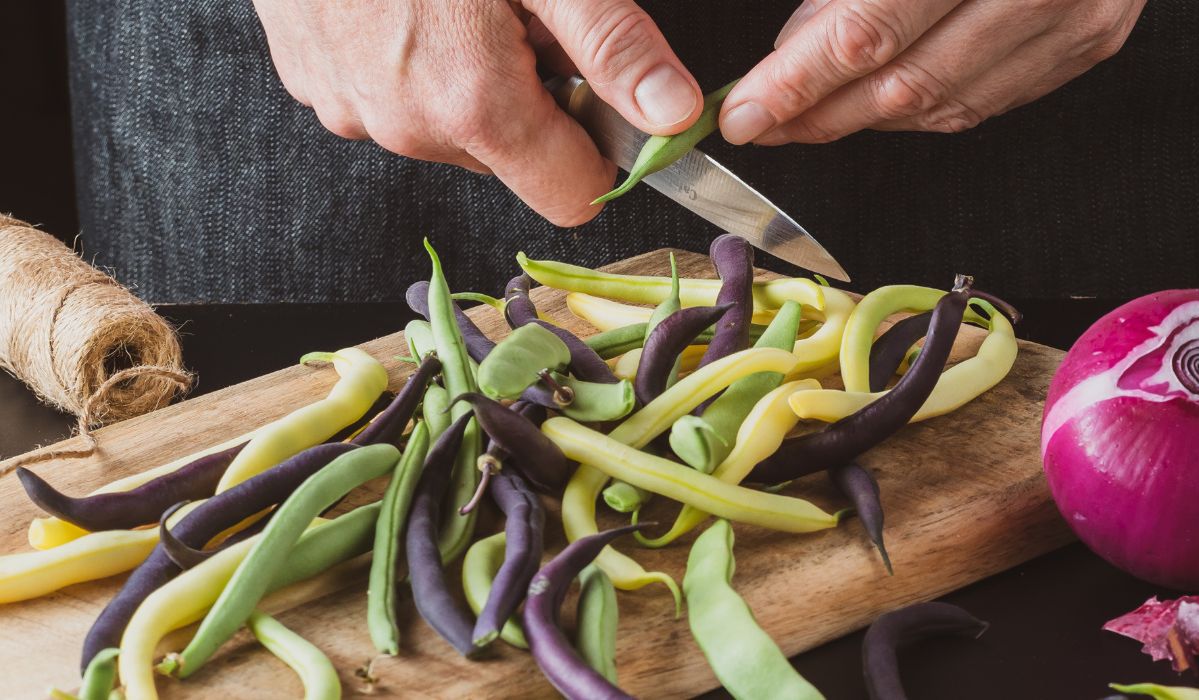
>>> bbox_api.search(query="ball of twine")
[0,215,193,475]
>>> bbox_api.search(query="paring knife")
[548,75,849,282]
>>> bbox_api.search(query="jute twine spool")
[0,215,192,475]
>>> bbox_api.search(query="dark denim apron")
[66,0,1197,303]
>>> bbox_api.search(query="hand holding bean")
[251,0,704,224]
[719,0,1145,144]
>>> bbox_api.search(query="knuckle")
[1078,0,1140,62]
[578,6,658,85]
[444,100,505,153]
[313,105,364,140]
[364,119,423,157]
[925,100,986,133]
[765,52,822,116]
[872,63,949,119]
[824,4,902,75]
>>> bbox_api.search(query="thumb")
[524,0,702,135]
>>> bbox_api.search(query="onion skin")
[1042,290,1199,589]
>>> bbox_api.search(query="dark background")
[1,2,77,241]
[0,2,1194,698]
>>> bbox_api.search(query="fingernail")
[635,64,699,128]
[722,102,776,145]
[775,2,818,49]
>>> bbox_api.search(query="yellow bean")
[216,347,387,491]
[791,312,1017,422]
[640,379,822,548]
[561,348,800,598]
[545,418,839,532]
[0,528,160,604]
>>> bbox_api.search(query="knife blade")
[549,76,849,282]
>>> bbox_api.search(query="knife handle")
[542,75,587,118]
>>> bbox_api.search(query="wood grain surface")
[0,249,1072,699]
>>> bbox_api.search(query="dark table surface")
[0,299,1188,699]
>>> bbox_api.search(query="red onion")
[1042,290,1199,589]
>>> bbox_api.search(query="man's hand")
[719,0,1146,145]
[252,0,702,226]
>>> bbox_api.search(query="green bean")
[593,80,738,204]
[602,481,648,514]
[77,647,119,700]
[423,239,482,562]
[124,503,381,699]
[367,421,431,655]
[450,291,505,311]
[576,564,619,684]
[478,324,571,400]
[461,532,528,649]
[172,444,402,678]
[405,319,436,361]
[1109,683,1199,700]
[552,372,636,423]
[684,520,825,700]
[670,300,803,473]
[585,321,771,360]
[247,612,341,700]
[422,384,451,440]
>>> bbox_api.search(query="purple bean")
[868,312,933,393]
[351,354,441,446]
[156,499,276,571]
[17,442,246,532]
[635,304,732,405]
[523,524,646,700]
[455,393,569,493]
[405,412,481,657]
[695,234,754,371]
[830,463,891,574]
[472,470,545,646]
[504,274,618,384]
[749,276,974,484]
[327,392,393,443]
[80,442,357,671]
[407,280,495,363]
[158,501,213,569]
[863,602,988,700]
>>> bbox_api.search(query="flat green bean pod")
[593,80,738,204]
[478,324,571,400]
[173,444,402,678]
[247,612,342,700]
[576,563,619,683]
[461,532,528,649]
[405,319,436,361]
[553,372,636,422]
[367,421,431,655]
[670,300,803,474]
[685,520,825,700]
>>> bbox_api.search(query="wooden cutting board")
[0,249,1072,699]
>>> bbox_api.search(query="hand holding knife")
[546,75,849,282]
